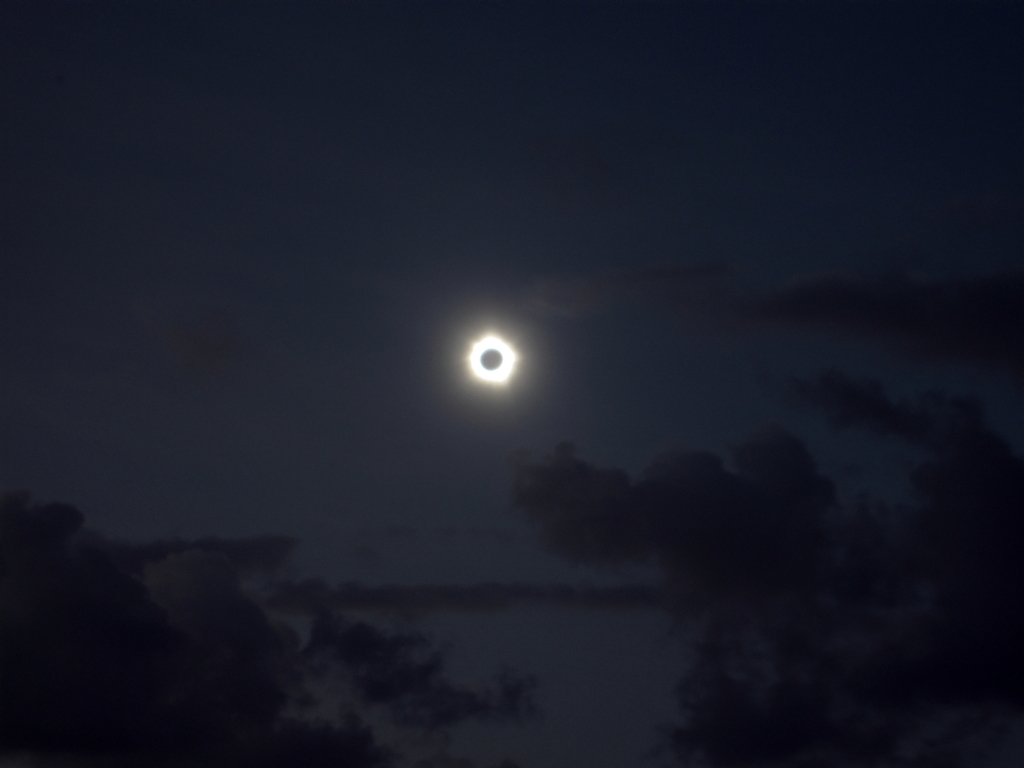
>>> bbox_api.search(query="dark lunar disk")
[480,349,503,370]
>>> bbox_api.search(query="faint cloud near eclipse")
[132,298,247,377]
[165,311,245,376]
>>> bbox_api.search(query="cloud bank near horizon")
[0,494,532,768]
[2,370,1021,767]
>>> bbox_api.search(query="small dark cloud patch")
[511,376,1024,766]
[130,300,249,381]
[0,493,531,767]
[165,311,245,375]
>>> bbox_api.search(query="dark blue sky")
[1,3,1022,768]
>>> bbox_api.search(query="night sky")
[1,2,1022,767]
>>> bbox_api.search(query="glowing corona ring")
[468,336,517,384]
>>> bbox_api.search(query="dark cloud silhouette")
[789,370,1024,707]
[267,580,661,617]
[511,377,1024,767]
[527,268,1024,378]
[786,367,983,449]
[304,615,535,730]
[755,271,1024,378]
[4,372,1018,767]
[0,493,530,767]
[512,426,835,607]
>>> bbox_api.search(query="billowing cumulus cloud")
[0,494,532,768]
[512,425,835,607]
[511,375,1024,766]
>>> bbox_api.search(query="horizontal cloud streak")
[97,534,299,577]
[756,271,1024,377]
[527,267,1024,377]
[266,580,662,617]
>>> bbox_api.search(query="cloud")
[510,378,1024,766]
[785,367,983,448]
[0,494,530,767]
[511,427,835,607]
[754,271,1024,378]
[303,616,535,730]
[789,370,1024,706]
[526,267,1024,377]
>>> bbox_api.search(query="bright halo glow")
[468,336,517,383]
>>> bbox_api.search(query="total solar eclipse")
[469,336,517,383]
